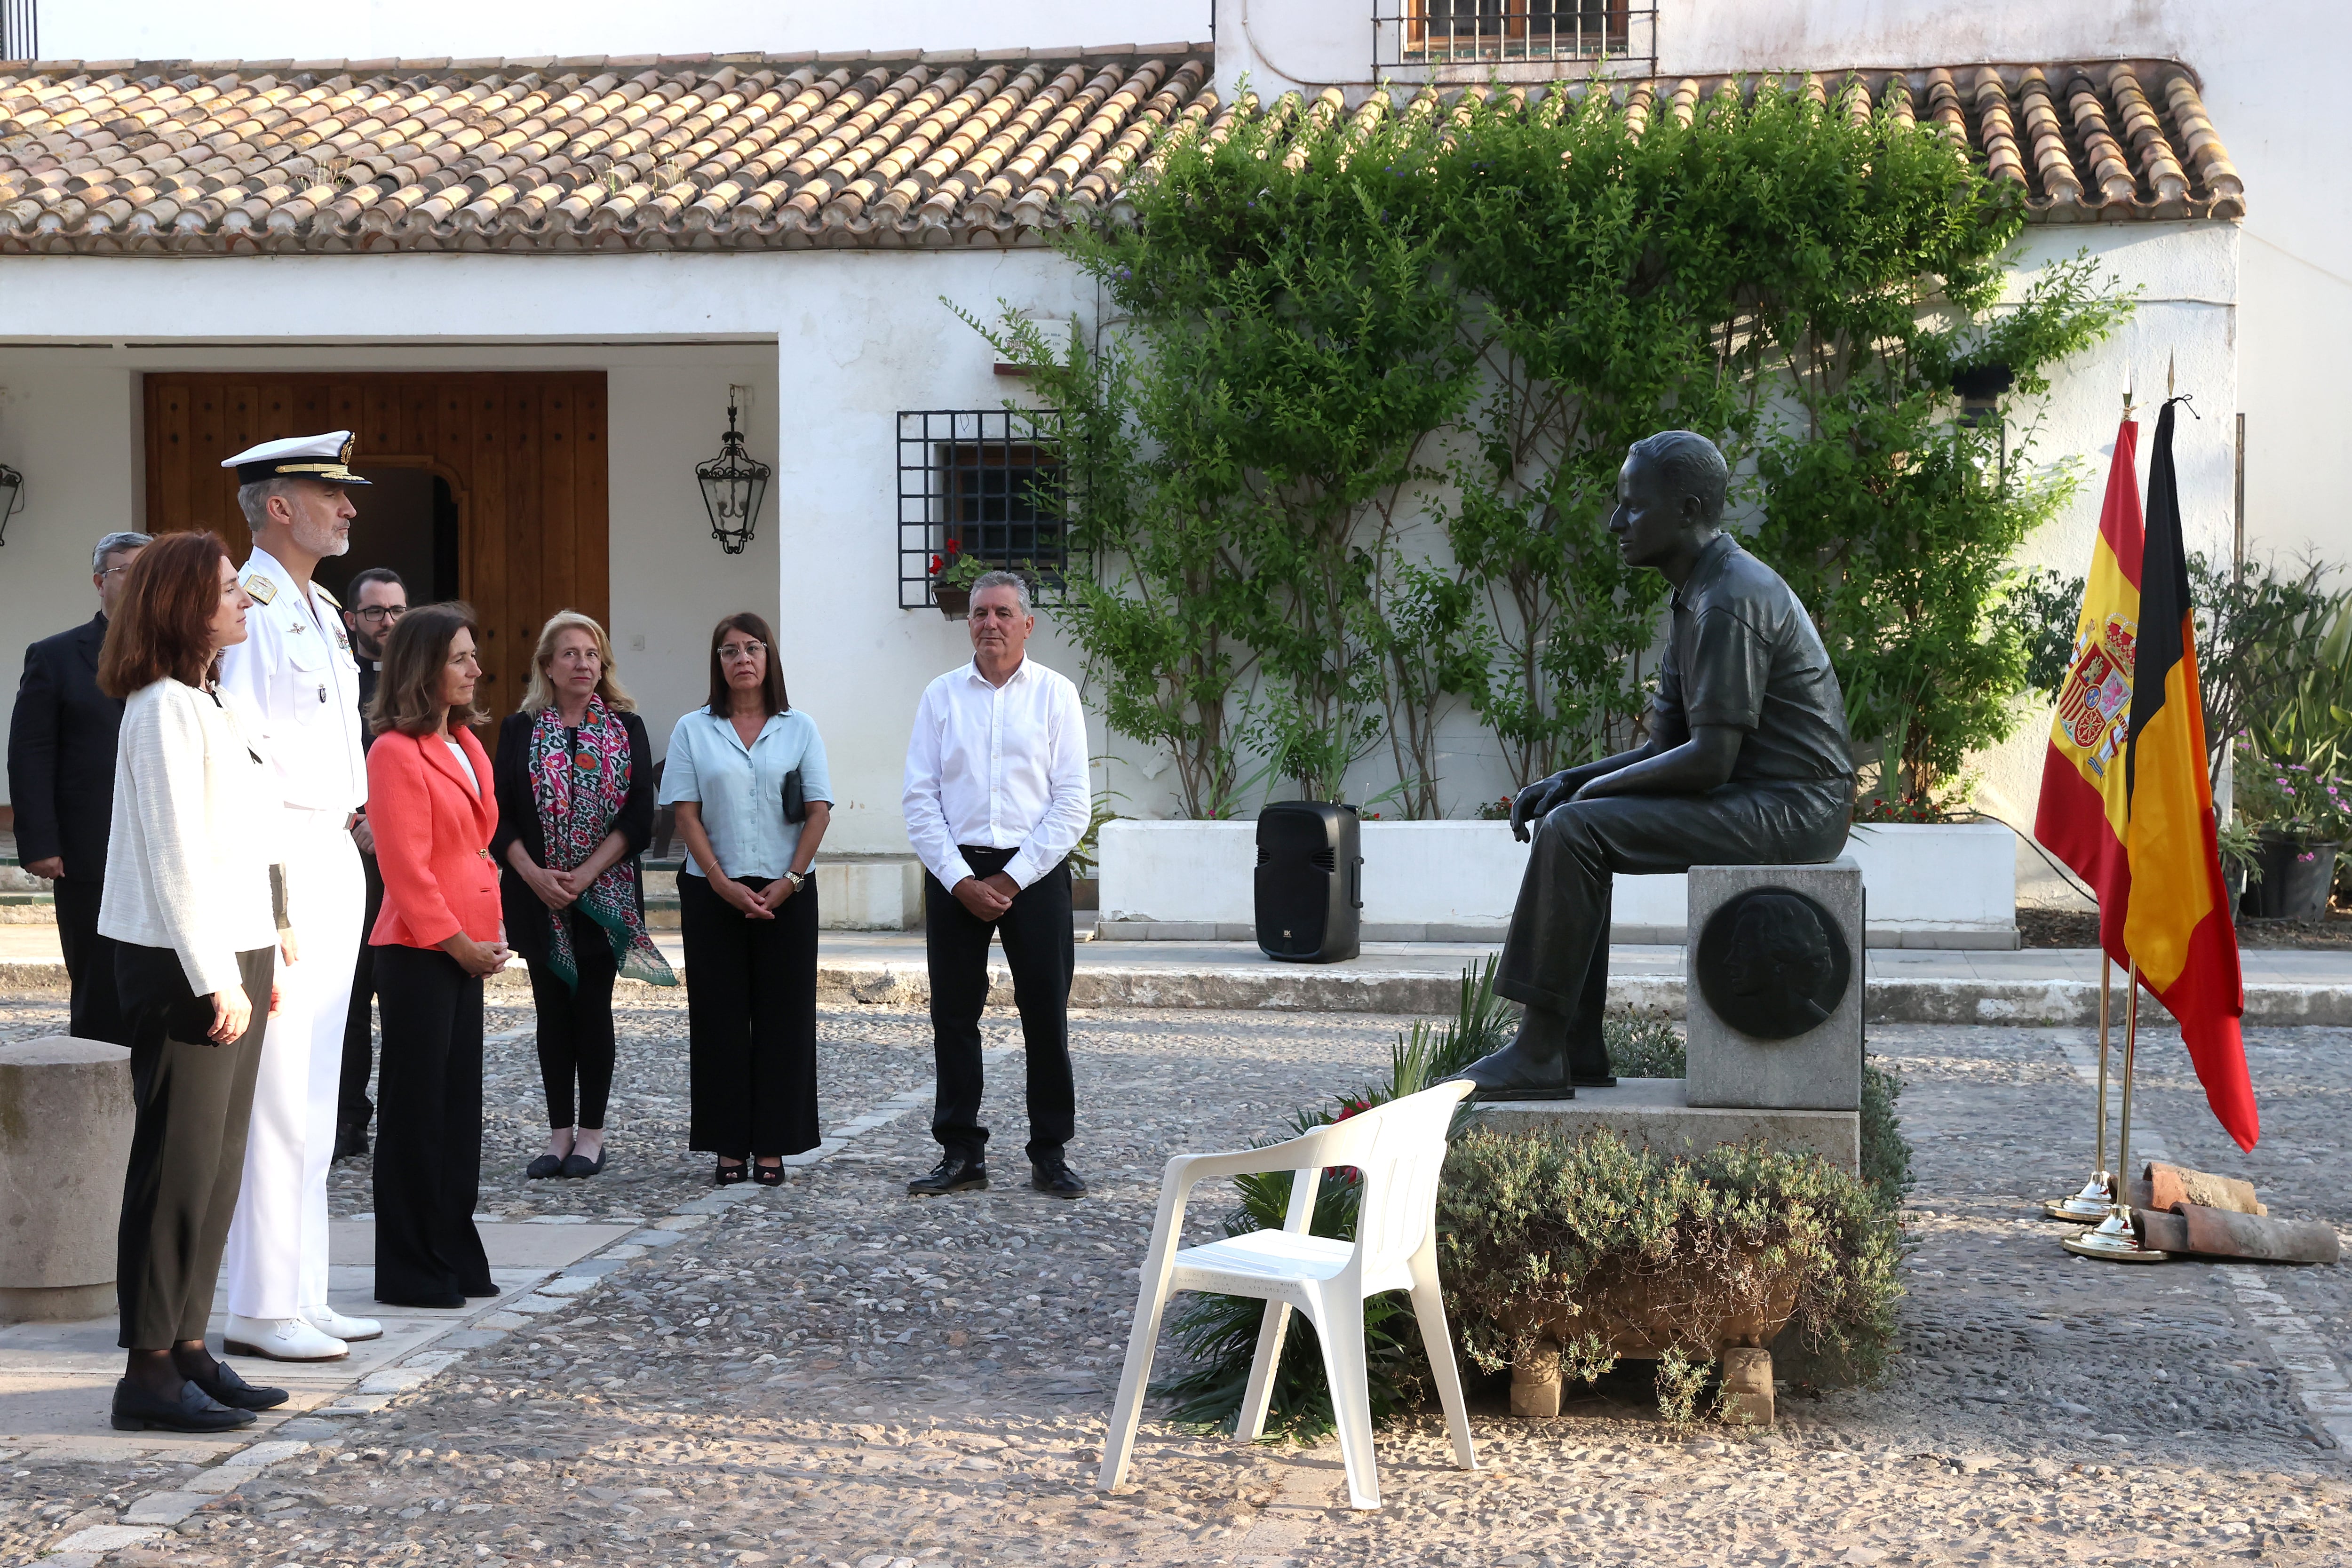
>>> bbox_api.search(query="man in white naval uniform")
[216,431,382,1361]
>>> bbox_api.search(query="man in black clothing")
[332,566,406,1158]
[8,530,151,1043]
[1454,431,1856,1099]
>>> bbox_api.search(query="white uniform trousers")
[223,814,364,1319]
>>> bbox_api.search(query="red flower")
[930,554,944,574]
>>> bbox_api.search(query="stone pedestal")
[1717,1347,1775,1425]
[1685,859,1865,1111]
[0,1036,134,1324]
[1468,1079,1859,1172]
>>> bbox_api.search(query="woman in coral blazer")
[365,602,509,1309]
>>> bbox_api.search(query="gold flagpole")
[2064,960,2171,1261]
[2046,956,2117,1221]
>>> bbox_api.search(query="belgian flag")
[2121,399,2257,1150]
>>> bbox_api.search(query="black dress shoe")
[561,1149,606,1178]
[183,1356,288,1411]
[333,1122,369,1160]
[111,1378,257,1433]
[1030,1160,1088,1199]
[525,1153,565,1180]
[908,1153,988,1196]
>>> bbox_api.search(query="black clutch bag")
[782,767,806,825]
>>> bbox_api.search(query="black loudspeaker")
[1255,801,1363,963]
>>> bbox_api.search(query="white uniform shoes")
[223,1314,349,1361]
[300,1304,383,1342]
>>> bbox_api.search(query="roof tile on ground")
[0,53,2239,255]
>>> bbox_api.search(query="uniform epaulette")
[313,582,342,609]
[244,573,278,605]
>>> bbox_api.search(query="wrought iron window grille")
[0,0,34,65]
[1372,0,1657,77]
[897,409,1070,610]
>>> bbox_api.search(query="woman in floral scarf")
[492,612,675,1180]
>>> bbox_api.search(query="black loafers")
[111,1378,257,1433]
[908,1153,988,1196]
[1030,1161,1088,1200]
[525,1153,565,1180]
[561,1149,606,1179]
[184,1356,288,1411]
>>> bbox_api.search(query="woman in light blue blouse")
[659,613,832,1186]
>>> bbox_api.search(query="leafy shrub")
[1603,1011,1686,1078]
[1435,1130,1907,1422]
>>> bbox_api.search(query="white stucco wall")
[38,1,1212,64]
[1215,0,2343,564]
[0,249,1113,860]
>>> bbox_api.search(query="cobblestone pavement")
[6,994,2352,1566]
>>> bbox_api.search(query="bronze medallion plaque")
[1693,887,1851,1041]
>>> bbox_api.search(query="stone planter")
[1504,1251,1803,1423]
[0,1037,135,1323]
[2243,833,2341,920]
[1097,817,2018,948]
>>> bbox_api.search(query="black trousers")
[1498,778,1852,1063]
[926,845,1075,1165]
[372,944,493,1305]
[56,876,126,1046]
[337,846,385,1133]
[526,907,620,1129]
[114,942,272,1349]
[678,871,818,1157]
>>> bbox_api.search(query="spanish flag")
[2122,399,2254,1150]
[2033,416,2142,953]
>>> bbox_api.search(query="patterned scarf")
[527,694,678,991]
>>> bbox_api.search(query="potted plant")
[2233,749,2347,920]
[2215,812,2262,919]
[929,539,989,617]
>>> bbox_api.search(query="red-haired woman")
[366,603,509,1309]
[97,531,297,1433]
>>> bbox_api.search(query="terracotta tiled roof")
[0,53,2237,255]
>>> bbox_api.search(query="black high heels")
[714,1157,748,1186]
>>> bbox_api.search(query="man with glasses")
[7,529,150,1044]
[333,566,406,1158]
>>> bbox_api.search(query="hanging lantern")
[696,396,770,555]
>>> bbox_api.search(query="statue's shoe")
[1444,1040,1576,1101]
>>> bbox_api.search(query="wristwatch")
[782,869,808,890]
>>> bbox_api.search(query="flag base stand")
[2062,1210,2171,1263]
[2044,1176,2114,1224]
[2058,960,2169,1262]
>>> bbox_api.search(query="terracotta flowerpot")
[935,587,970,619]
[2245,833,2341,920]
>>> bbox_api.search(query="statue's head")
[1608,430,1728,573]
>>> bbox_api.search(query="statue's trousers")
[1499,778,1853,1053]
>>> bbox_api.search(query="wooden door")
[143,372,609,719]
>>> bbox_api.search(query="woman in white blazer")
[96,531,297,1435]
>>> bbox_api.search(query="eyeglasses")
[353,605,408,624]
[99,563,136,579]
[717,640,766,663]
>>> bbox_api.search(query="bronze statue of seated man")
[1454,430,1856,1099]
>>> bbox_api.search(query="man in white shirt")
[214,431,382,1361]
[901,572,1092,1198]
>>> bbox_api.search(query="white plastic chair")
[1097,1078,1479,1509]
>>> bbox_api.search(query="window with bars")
[1375,0,1654,69]
[897,410,1069,609]
[0,0,36,63]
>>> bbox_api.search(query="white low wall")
[1097,818,2017,948]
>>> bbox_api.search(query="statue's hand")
[1510,771,1572,843]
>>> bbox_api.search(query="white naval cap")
[220,430,372,486]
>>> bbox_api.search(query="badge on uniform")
[333,625,350,651]
[245,574,278,605]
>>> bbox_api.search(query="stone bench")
[0,1036,134,1324]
